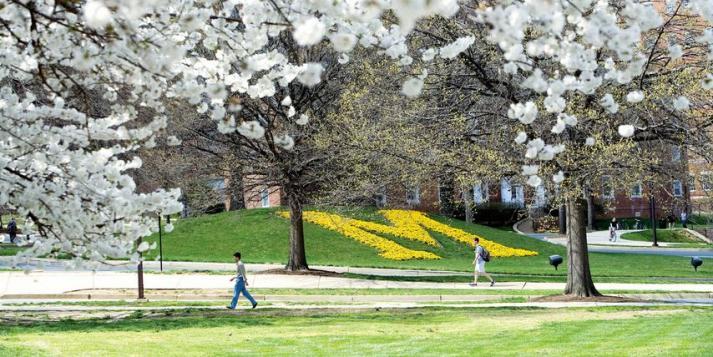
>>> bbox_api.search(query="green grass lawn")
[142,208,713,281]
[1,307,712,356]
[621,229,708,243]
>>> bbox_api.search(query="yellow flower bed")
[279,211,439,260]
[392,210,537,258]
[280,209,537,261]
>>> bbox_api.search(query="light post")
[649,195,658,247]
[158,214,164,272]
[137,236,145,299]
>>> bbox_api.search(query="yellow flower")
[279,209,537,261]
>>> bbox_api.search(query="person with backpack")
[470,237,495,287]
[7,218,17,244]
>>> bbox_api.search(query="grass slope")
[1,307,712,355]
[145,208,713,279]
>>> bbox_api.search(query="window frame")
[672,180,683,197]
[631,182,643,198]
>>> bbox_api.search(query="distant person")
[227,251,258,310]
[7,218,17,244]
[667,214,676,229]
[609,221,618,242]
[470,238,495,287]
[681,211,688,228]
[611,217,619,230]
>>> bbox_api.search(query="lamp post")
[158,214,164,272]
[649,195,658,247]
[137,236,145,299]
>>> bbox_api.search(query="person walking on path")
[227,251,258,310]
[681,211,688,228]
[7,218,17,244]
[470,238,495,287]
[609,220,618,242]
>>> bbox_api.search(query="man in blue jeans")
[227,251,258,310]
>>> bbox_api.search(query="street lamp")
[649,192,658,247]
[158,214,164,272]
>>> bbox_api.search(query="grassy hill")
[145,208,713,280]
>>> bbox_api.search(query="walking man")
[470,238,495,287]
[681,211,688,228]
[227,251,258,310]
[7,218,17,244]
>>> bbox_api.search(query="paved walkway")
[0,257,469,276]
[2,271,712,297]
[517,226,713,257]
[1,301,712,312]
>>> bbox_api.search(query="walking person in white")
[609,219,618,242]
[470,238,495,287]
[227,251,258,310]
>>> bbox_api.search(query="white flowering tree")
[0,1,187,266]
[3,0,712,284]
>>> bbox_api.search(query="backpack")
[481,246,490,262]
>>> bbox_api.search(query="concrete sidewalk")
[544,230,676,247]
[0,256,470,277]
[2,271,713,297]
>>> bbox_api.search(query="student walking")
[227,251,258,310]
[470,238,495,287]
[681,211,688,228]
[7,218,17,244]
[608,221,618,242]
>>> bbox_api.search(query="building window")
[407,187,420,205]
[702,174,713,191]
[672,147,682,162]
[689,175,696,192]
[473,183,488,204]
[602,176,614,198]
[534,185,547,207]
[260,189,270,208]
[673,180,683,197]
[631,182,643,198]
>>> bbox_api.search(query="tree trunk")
[564,197,601,297]
[586,189,594,231]
[285,193,308,271]
[558,205,566,235]
[462,185,473,224]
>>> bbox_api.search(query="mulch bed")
[532,294,644,303]
[256,268,343,277]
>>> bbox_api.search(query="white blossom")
[294,17,327,46]
[401,77,424,97]
[552,171,565,184]
[297,63,324,87]
[237,121,265,139]
[84,1,113,29]
[296,114,309,125]
[522,165,539,175]
[585,137,596,146]
[618,125,636,138]
[527,175,543,187]
[514,131,528,144]
[275,134,295,150]
[330,33,358,52]
[673,96,690,111]
[626,91,644,103]
[439,36,475,59]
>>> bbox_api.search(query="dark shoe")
[252,302,258,309]
[226,306,234,310]
[490,280,495,287]
[469,283,477,287]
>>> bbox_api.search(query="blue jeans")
[229,277,256,308]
